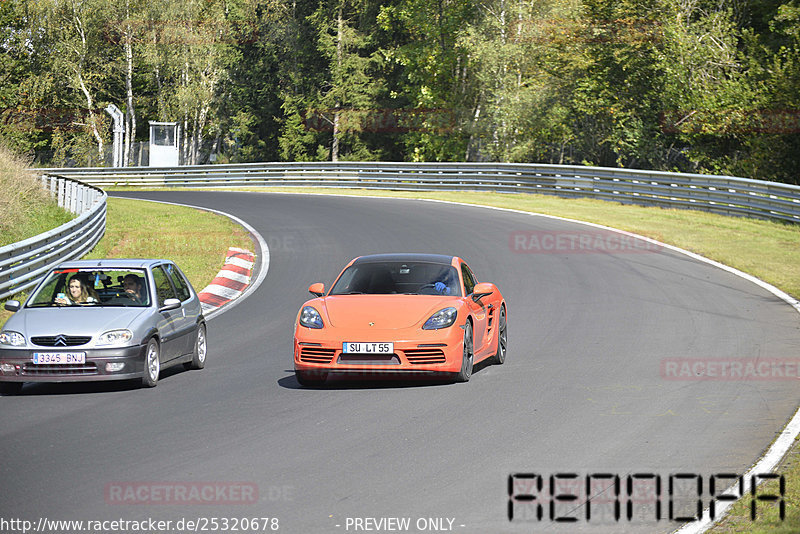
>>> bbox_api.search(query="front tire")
[455,321,474,382]
[185,323,207,370]
[142,338,160,388]
[296,370,328,386]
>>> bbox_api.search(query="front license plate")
[342,342,394,354]
[32,352,86,364]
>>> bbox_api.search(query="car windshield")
[27,268,151,307]
[329,262,461,296]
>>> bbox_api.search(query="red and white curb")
[198,247,255,314]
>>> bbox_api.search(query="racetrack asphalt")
[1,190,799,534]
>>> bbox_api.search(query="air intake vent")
[404,348,446,364]
[31,336,92,347]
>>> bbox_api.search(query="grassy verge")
[81,198,253,286]
[0,145,73,246]
[0,197,254,326]
[709,436,800,533]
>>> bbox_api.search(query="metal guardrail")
[42,162,800,224]
[0,175,106,300]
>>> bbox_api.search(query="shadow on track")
[277,359,493,390]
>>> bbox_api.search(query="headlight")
[299,306,324,329]
[422,307,458,330]
[96,329,134,346]
[0,331,25,346]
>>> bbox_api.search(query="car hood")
[6,307,149,339]
[320,295,457,330]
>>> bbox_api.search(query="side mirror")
[471,282,496,301]
[159,298,181,312]
[4,300,20,312]
[308,283,325,297]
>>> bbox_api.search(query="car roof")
[53,259,172,270]
[352,253,456,266]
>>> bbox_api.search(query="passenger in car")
[55,275,99,305]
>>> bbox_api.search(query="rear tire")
[0,382,23,395]
[142,338,160,388]
[296,370,328,386]
[455,322,473,383]
[491,306,507,365]
[185,323,207,370]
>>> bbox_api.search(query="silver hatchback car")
[0,259,207,394]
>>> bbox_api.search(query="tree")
[23,0,114,164]
[377,0,476,161]
[309,0,385,161]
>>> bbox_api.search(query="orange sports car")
[293,254,507,385]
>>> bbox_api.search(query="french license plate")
[342,342,393,354]
[32,352,86,364]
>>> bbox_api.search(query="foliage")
[0,0,799,182]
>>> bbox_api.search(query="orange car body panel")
[293,255,505,377]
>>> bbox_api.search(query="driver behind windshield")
[122,274,145,303]
[433,268,458,295]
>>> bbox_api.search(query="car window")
[165,263,191,301]
[329,262,461,296]
[461,263,477,295]
[28,272,65,304]
[152,265,178,306]
[27,268,151,307]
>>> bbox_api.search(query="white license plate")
[32,352,86,364]
[342,342,394,354]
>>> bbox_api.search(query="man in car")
[122,274,145,303]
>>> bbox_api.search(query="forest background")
[1,0,798,184]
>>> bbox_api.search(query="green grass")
[0,145,73,246]
[2,202,75,245]
[709,437,800,533]
[82,198,253,288]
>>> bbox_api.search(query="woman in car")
[55,276,99,305]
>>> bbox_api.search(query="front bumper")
[0,345,148,383]
[293,324,465,376]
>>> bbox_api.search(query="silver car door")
[164,262,200,356]
[151,265,184,362]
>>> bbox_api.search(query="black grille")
[404,348,446,364]
[31,336,92,347]
[22,363,98,376]
[299,347,336,364]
